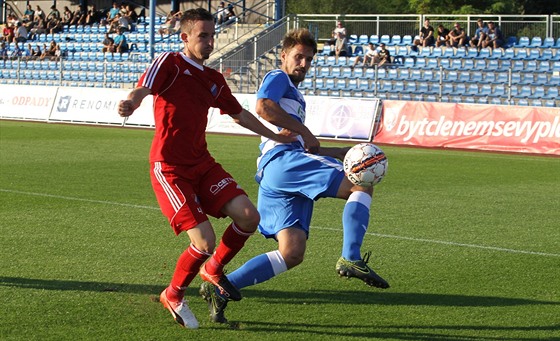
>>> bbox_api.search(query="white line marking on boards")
[2,188,558,258]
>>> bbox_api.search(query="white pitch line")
[0,189,159,210]
[2,188,559,258]
[315,227,560,258]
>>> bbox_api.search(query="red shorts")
[150,160,247,235]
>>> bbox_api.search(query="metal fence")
[296,14,560,43]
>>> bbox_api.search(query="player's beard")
[288,67,306,84]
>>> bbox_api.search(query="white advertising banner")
[206,94,378,141]
[50,87,126,125]
[0,84,57,121]
[305,96,379,141]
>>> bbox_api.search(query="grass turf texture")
[1,120,559,340]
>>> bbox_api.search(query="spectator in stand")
[414,18,435,47]
[159,10,182,36]
[28,18,47,40]
[124,5,139,27]
[10,42,23,59]
[215,2,227,25]
[86,5,103,26]
[352,42,378,68]
[0,42,9,58]
[47,6,61,22]
[470,18,488,50]
[102,33,115,53]
[69,5,87,26]
[435,24,450,47]
[448,22,466,47]
[24,5,35,23]
[224,4,236,25]
[377,43,391,67]
[2,23,15,43]
[47,18,64,34]
[35,6,46,22]
[40,41,57,60]
[107,2,121,23]
[13,22,28,44]
[113,26,129,53]
[482,21,504,49]
[62,6,73,26]
[31,44,42,59]
[23,43,34,60]
[334,30,348,61]
[334,20,346,37]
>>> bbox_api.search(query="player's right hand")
[118,100,135,117]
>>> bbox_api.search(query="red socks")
[166,244,210,302]
[204,223,253,276]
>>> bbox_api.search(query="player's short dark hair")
[180,8,214,33]
[282,28,317,54]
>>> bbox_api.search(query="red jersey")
[138,52,243,165]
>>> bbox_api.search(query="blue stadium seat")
[425,58,438,70]
[380,35,391,45]
[500,48,515,60]
[534,73,549,85]
[463,59,474,70]
[466,48,478,59]
[514,36,530,48]
[401,35,413,46]
[554,38,560,49]
[473,59,487,70]
[466,84,479,96]
[415,57,427,69]
[524,60,537,72]
[530,99,543,107]
[492,84,507,97]
[369,35,379,44]
[512,48,528,60]
[327,66,341,79]
[450,47,467,59]
[543,87,559,99]
[430,47,443,58]
[519,73,534,85]
[529,86,545,99]
[490,97,503,105]
[541,37,555,48]
[458,71,470,82]
[537,49,553,61]
[448,59,463,70]
[544,100,556,107]
[422,70,436,82]
[441,83,454,95]
[470,71,483,83]
[352,45,363,56]
[474,48,491,60]
[516,98,529,106]
[511,60,525,72]
[390,35,402,46]
[442,48,455,58]
[489,48,503,60]
[409,69,422,81]
[403,57,415,68]
[402,81,417,93]
[478,84,492,97]
[348,34,358,45]
[358,34,369,45]
[527,48,542,60]
[529,37,542,48]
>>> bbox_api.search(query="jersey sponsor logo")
[209,177,235,195]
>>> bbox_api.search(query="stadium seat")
[402,81,417,94]
[448,59,463,70]
[458,71,471,82]
[442,48,455,58]
[542,37,555,48]
[463,59,474,70]
[441,83,454,95]
[474,48,491,60]
[390,35,402,46]
[409,69,422,81]
[519,73,534,85]
[516,98,529,106]
[537,49,553,61]
[514,36,530,48]
[524,60,537,72]
[489,48,503,60]
[348,34,358,45]
[369,35,379,44]
[526,49,540,60]
[500,48,515,60]
[470,71,483,83]
[466,48,478,59]
[511,60,525,72]
[380,35,391,45]
[352,45,363,56]
[357,34,369,45]
[425,58,438,70]
[465,84,479,96]
[430,47,443,58]
[529,37,542,48]
[553,37,560,49]
[534,73,549,85]
[473,59,487,70]
[544,100,556,107]
[543,87,559,99]
[492,84,506,97]
[478,84,492,97]
[490,97,503,105]
[529,86,545,99]
[401,35,413,46]
[422,70,437,82]
[512,49,528,60]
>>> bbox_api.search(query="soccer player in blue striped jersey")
[201,28,390,324]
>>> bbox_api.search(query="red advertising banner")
[374,101,560,155]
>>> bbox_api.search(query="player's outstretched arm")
[256,98,319,154]
[230,109,295,144]
[118,86,151,117]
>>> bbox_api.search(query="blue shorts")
[257,150,345,239]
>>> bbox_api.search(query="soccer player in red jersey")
[118,8,293,329]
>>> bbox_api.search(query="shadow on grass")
[232,321,560,341]
[1,276,558,308]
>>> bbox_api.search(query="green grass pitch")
[1,120,559,340]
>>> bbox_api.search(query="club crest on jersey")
[210,83,218,97]
[183,69,192,76]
